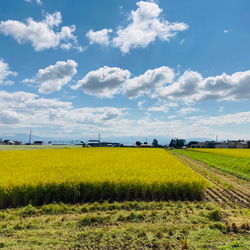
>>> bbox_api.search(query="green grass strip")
[177,149,250,181]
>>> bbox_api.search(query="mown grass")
[0,201,250,249]
[176,149,250,182]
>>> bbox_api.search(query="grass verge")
[0,201,250,249]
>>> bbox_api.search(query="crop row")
[190,148,250,158]
[177,149,250,181]
[0,148,207,208]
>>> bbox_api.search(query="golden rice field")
[190,148,250,158]
[0,148,207,208]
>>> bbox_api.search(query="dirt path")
[170,150,250,209]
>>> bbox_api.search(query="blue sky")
[0,0,250,144]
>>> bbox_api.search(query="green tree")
[169,139,175,148]
[136,141,142,147]
[187,141,198,148]
[169,138,186,149]
[152,139,159,148]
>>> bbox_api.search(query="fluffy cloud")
[112,1,189,53]
[0,110,23,124]
[0,12,82,51]
[23,60,78,94]
[0,59,17,85]
[0,90,125,134]
[86,29,113,46]
[72,66,131,98]
[0,90,72,125]
[153,70,202,101]
[101,108,121,120]
[201,70,250,101]
[86,1,189,53]
[193,112,250,127]
[0,91,72,110]
[124,66,175,98]
[153,70,250,102]
[71,64,250,102]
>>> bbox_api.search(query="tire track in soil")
[170,151,250,209]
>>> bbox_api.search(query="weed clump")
[208,209,222,221]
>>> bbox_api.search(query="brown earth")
[170,150,250,209]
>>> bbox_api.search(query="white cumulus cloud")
[153,70,202,101]
[0,12,82,51]
[153,69,250,102]
[0,59,17,85]
[124,66,175,98]
[86,28,113,46]
[23,60,78,94]
[112,1,189,53]
[72,66,131,98]
[85,1,189,54]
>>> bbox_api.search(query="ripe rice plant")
[0,148,207,208]
[178,149,250,181]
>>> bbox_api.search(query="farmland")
[175,148,250,182]
[1,146,250,249]
[190,148,250,158]
[0,147,207,208]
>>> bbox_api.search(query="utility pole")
[29,130,32,144]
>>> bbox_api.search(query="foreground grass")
[176,149,250,182]
[0,201,250,249]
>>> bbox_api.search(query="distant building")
[33,141,43,145]
[190,141,216,148]
[122,144,137,148]
[100,142,121,147]
[87,140,100,147]
[14,141,22,145]
[237,142,248,149]
[3,140,15,145]
[190,140,250,149]
[215,141,237,149]
[86,140,121,147]
[140,143,151,148]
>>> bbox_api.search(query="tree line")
[135,138,188,149]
